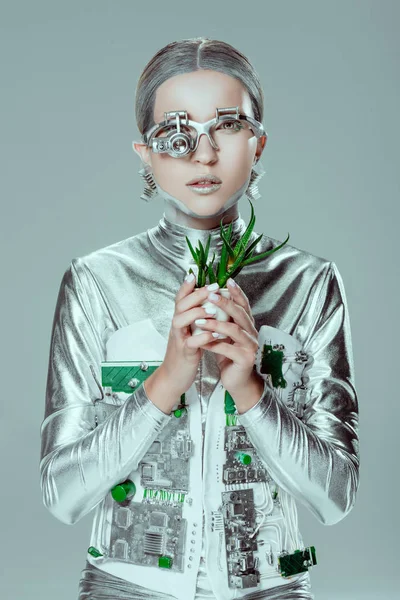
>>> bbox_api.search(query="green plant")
[185,198,290,288]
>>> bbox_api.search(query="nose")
[192,131,218,164]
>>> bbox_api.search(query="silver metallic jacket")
[40,214,359,600]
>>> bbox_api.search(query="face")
[134,69,267,225]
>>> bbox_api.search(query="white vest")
[87,319,313,600]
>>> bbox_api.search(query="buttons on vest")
[128,378,140,388]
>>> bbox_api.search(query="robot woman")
[40,38,359,600]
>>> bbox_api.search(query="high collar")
[147,212,248,266]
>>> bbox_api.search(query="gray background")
[1,1,398,598]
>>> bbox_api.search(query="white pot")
[190,287,231,338]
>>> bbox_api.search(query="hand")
[160,275,225,398]
[193,278,260,397]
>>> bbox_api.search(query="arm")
[237,261,360,526]
[40,258,172,526]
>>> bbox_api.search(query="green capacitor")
[174,406,187,418]
[159,555,173,568]
[235,451,252,465]
[111,479,136,502]
[88,546,103,558]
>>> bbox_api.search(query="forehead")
[153,69,254,123]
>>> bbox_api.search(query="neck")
[163,200,240,230]
[147,210,249,266]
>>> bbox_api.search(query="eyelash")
[219,121,243,131]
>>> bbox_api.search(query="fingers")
[175,272,197,305]
[207,292,256,337]
[172,304,216,331]
[176,278,220,315]
[196,318,259,349]
[200,337,257,367]
[173,275,219,343]
[226,279,255,325]
[203,280,258,337]
[185,330,216,349]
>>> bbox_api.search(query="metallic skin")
[40,213,358,599]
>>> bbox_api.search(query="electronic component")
[278,546,317,577]
[221,488,261,589]
[139,410,192,490]
[109,501,187,572]
[111,479,136,503]
[223,426,269,485]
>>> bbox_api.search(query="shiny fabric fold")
[78,559,314,599]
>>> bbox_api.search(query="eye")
[217,120,244,132]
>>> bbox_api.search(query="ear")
[132,141,151,166]
[255,134,268,162]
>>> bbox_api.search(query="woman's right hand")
[160,273,220,397]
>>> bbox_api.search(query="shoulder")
[256,230,332,279]
[67,229,149,282]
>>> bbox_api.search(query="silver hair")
[134,37,264,136]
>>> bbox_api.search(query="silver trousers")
[77,560,315,600]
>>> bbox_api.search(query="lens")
[171,134,190,155]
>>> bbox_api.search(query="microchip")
[149,441,162,454]
[141,464,154,479]
[150,511,167,527]
[233,503,244,515]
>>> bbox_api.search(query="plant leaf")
[185,236,200,265]
[198,241,205,266]
[218,240,228,283]
[225,264,244,281]
[198,266,206,287]
[242,233,263,261]
[236,198,255,256]
[227,244,250,273]
[207,263,216,283]
[240,233,290,267]
[219,224,236,259]
[204,235,211,265]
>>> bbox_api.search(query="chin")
[184,191,226,204]
[185,199,227,217]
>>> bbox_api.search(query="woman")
[40,38,359,600]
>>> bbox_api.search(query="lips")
[186,175,222,185]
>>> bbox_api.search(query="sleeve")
[237,261,359,526]
[40,258,172,525]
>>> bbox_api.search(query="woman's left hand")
[198,279,261,397]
